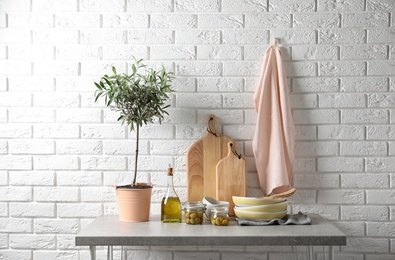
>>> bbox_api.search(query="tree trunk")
[132,123,139,186]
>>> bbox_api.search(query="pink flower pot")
[116,186,153,222]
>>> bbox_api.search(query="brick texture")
[0,0,394,259]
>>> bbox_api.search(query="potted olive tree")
[94,57,173,222]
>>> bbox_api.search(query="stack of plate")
[232,196,288,220]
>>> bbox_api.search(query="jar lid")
[211,206,229,213]
[182,201,205,209]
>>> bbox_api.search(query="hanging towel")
[252,43,295,196]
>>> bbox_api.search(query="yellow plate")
[232,196,286,206]
[234,208,287,220]
[234,201,288,212]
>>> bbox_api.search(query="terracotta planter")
[116,186,153,222]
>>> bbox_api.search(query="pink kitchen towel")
[252,43,295,196]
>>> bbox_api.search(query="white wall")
[1,0,394,259]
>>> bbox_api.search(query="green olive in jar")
[210,206,229,226]
[182,202,205,225]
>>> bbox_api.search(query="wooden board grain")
[186,114,235,201]
[216,142,247,216]
[186,139,204,202]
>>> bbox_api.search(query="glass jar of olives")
[183,201,205,225]
[210,206,229,226]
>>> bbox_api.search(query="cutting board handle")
[207,114,218,137]
[228,142,241,159]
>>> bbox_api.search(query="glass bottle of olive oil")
[161,166,182,223]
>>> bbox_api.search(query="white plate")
[234,208,287,220]
[234,201,288,212]
[232,196,286,206]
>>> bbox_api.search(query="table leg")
[122,246,127,260]
[107,246,113,260]
[306,246,314,260]
[328,246,334,260]
[89,246,96,260]
[323,246,326,260]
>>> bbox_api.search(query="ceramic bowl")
[234,201,288,212]
[232,196,286,206]
[203,197,229,219]
[234,208,287,220]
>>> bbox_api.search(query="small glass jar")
[183,201,206,225]
[210,206,229,226]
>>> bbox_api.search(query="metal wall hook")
[230,143,241,159]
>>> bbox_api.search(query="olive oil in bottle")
[161,166,182,223]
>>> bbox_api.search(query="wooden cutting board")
[187,114,235,201]
[216,142,247,216]
[186,139,204,201]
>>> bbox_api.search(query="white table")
[75,214,346,260]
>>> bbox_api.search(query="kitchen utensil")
[216,142,247,216]
[203,196,229,219]
[259,188,297,199]
[234,201,288,212]
[187,114,234,201]
[234,208,287,220]
[232,196,286,206]
[186,140,204,201]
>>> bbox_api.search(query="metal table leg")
[328,246,334,260]
[107,246,113,260]
[122,246,127,260]
[306,246,314,260]
[89,246,96,260]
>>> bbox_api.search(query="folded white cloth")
[236,212,311,226]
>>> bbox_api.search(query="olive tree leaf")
[92,58,174,187]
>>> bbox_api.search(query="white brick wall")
[1,0,394,259]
